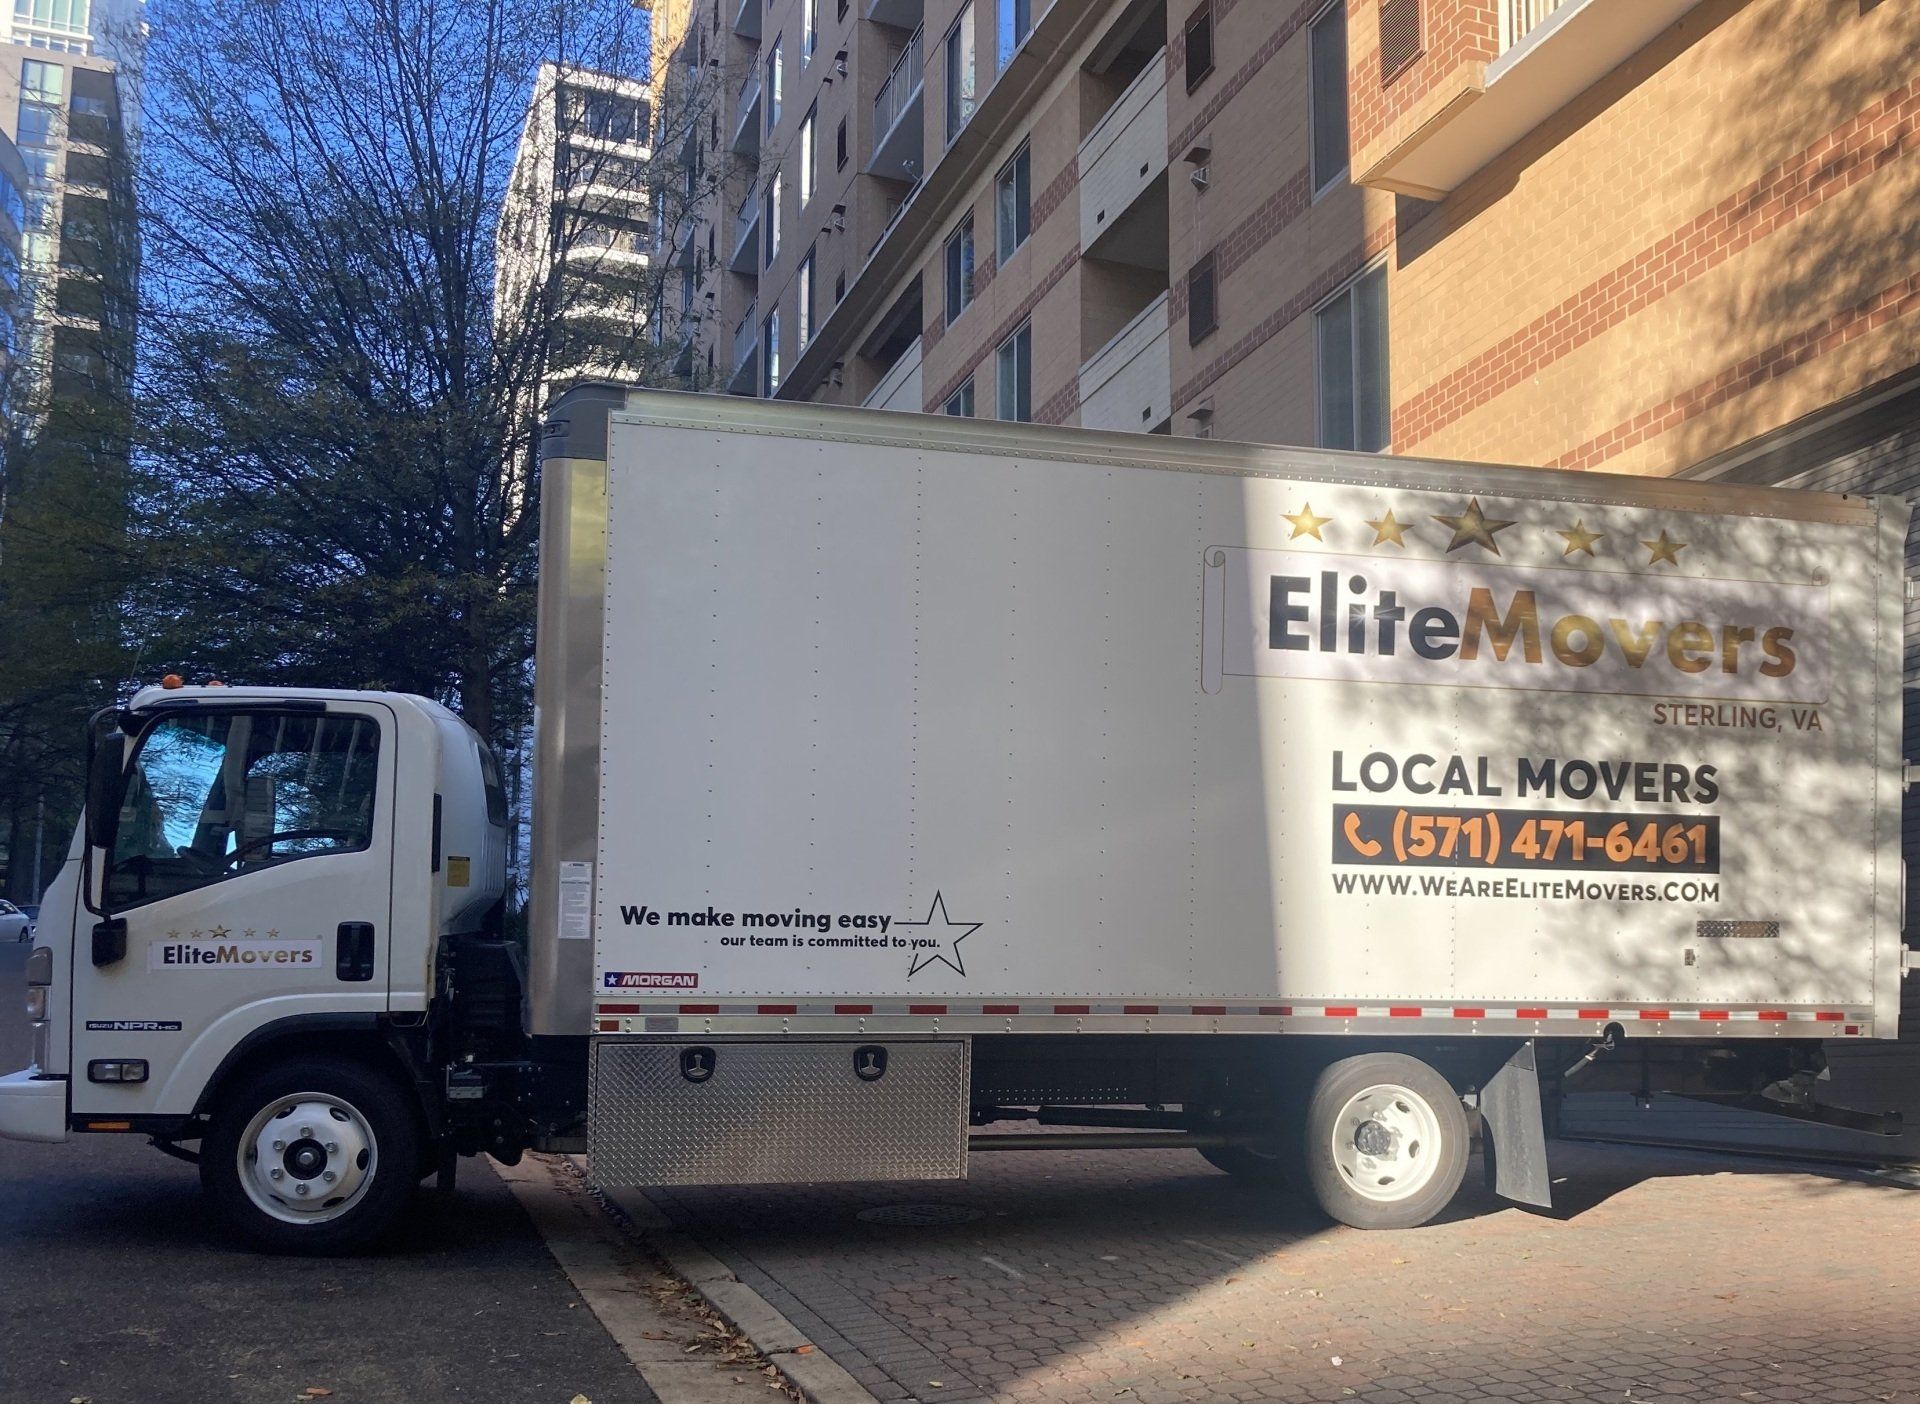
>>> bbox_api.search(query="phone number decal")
[1332,804,1719,873]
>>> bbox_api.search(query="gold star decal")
[207,925,230,939]
[166,930,182,940]
[1643,530,1686,566]
[243,929,256,938]
[1559,520,1604,557]
[1284,503,1333,541]
[266,929,281,939]
[1365,509,1409,548]
[1431,498,1517,555]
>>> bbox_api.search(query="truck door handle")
[337,923,376,982]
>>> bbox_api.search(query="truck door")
[70,703,395,1118]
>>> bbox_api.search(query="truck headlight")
[24,987,45,1021]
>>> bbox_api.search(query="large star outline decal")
[900,891,981,979]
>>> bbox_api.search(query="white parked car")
[0,901,29,943]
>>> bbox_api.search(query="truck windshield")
[107,710,381,909]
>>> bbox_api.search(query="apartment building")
[654,0,1920,494]
[497,63,658,399]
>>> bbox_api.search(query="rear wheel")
[201,1056,421,1254]
[1302,1053,1468,1230]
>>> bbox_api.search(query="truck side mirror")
[85,728,127,852]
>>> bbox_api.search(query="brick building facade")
[650,0,1920,490]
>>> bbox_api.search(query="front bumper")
[0,1068,69,1143]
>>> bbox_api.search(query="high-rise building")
[649,0,1920,492]
[496,62,658,401]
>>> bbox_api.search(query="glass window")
[798,248,815,350]
[996,322,1031,422]
[20,58,62,103]
[1184,1,1214,92]
[943,213,974,325]
[19,146,55,185]
[799,106,817,206]
[803,0,818,56]
[997,0,1032,66]
[765,39,783,133]
[945,378,975,416]
[1187,251,1218,344]
[836,116,848,170]
[1309,1,1350,192]
[763,169,782,268]
[995,142,1030,260]
[762,307,782,395]
[1315,261,1388,451]
[107,712,382,911]
[16,100,56,148]
[944,2,976,144]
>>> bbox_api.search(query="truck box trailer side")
[3,389,1906,1252]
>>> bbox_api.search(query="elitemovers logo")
[149,939,322,972]
[1207,547,1828,702]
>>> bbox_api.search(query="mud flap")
[1480,1040,1552,1208]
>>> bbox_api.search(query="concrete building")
[650,0,1920,484]
[0,0,140,423]
[496,63,658,397]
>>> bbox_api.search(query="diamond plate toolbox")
[588,1038,970,1186]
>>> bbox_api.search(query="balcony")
[865,0,921,28]
[728,187,762,273]
[731,0,760,41]
[868,26,924,183]
[862,335,922,412]
[1077,48,1167,259]
[731,68,762,158]
[728,301,759,394]
[1079,291,1169,433]
[1353,0,1703,199]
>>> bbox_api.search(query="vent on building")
[1188,252,1218,345]
[1379,0,1422,82]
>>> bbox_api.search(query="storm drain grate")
[855,1203,987,1227]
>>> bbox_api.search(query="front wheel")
[201,1056,422,1254]
[1302,1053,1468,1230]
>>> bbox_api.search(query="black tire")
[1301,1052,1469,1230]
[200,1056,422,1255]
[1198,1144,1296,1187]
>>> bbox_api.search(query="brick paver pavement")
[643,1139,1920,1404]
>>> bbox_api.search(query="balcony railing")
[872,25,924,149]
[733,300,759,374]
[1499,0,1570,52]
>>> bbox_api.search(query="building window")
[997,0,1032,66]
[680,268,696,314]
[996,323,1032,421]
[1184,1,1214,92]
[1309,1,1350,193]
[763,307,782,395]
[798,248,816,350]
[944,2,977,144]
[21,58,63,104]
[838,0,849,18]
[943,213,975,326]
[799,105,817,206]
[1315,261,1388,452]
[836,116,848,170]
[803,0,818,57]
[835,271,847,302]
[945,378,975,416]
[765,38,783,134]
[995,141,1030,261]
[763,169,782,268]
[1187,251,1218,344]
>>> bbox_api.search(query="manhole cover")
[856,1203,987,1227]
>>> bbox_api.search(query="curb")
[569,1157,882,1404]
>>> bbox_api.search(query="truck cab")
[0,683,509,1249]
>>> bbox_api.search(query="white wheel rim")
[1329,1082,1444,1204]
[237,1093,379,1226]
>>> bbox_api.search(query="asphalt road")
[0,942,655,1404]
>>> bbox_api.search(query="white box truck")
[1,389,1908,1251]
